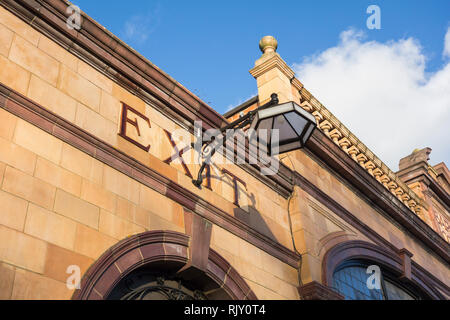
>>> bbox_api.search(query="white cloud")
[293,29,450,171]
[122,5,161,45]
[444,27,450,58]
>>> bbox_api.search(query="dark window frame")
[332,259,423,300]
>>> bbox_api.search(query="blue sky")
[71,0,449,111]
[71,0,449,168]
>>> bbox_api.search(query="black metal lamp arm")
[192,93,279,188]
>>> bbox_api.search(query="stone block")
[0,224,47,273]
[0,162,5,186]
[0,262,15,299]
[38,36,77,71]
[103,166,140,204]
[148,212,183,233]
[0,109,17,140]
[24,204,77,250]
[11,268,72,300]
[73,224,116,260]
[9,36,59,86]
[77,60,113,93]
[259,251,299,285]
[2,166,56,210]
[80,179,116,213]
[54,189,100,229]
[99,209,145,240]
[60,143,103,185]
[100,91,121,123]
[27,75,77,122]
[211,225,240,255]
[34,157,82,196]
[0,6,40,46]
[0,23,13,57]
[238,238,262,267]
[112,83,145,114]
[139,184,173,221]
[0,190,28,231]
[58,65,101,112]
[43,243,93,284]
[13,119,63,164]
[0,55,30,95]
[75,102,117,146]
[0,137,36,175]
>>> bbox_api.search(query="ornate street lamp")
[192,93,317,187]
[248,100,317,156]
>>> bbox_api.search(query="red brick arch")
[72,230,256,300]
[321,240,446,299]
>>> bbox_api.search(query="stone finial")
[399,147,432,171]
[259,36,278,54]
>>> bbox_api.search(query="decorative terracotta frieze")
[297,87,429,227]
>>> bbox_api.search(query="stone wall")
[0,5,299,300]
[0,3,447,300]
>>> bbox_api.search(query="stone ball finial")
[259,36,278,54]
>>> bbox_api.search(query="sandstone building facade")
[0,0,448,300]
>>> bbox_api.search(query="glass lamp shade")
[249,101,317,155]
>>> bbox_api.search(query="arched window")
[73,231,256,300]
[108,267,208,300]
[332,260,420,300]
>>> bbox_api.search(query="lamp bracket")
[192,93,279,188]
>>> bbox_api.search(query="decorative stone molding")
[249,53,295,80]
[73,230,257,300]
[297,86,429,227]
[329,129,342,144]
[298,281,344,300]
[0,81,300,270]
[291,77,304,91]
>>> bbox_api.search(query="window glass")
[332,266,384,300]
[332,261,418,300]
[384,280,414,300]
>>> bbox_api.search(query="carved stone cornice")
[0,81,300,270]
[297,86,433,233]
[249,53,295,80]
[0,0,294,199]
[303,129,450,263]
[397,163,450,210]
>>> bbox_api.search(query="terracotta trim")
[0,0,293,199]
[321,240,448,299]
[294,162,450,296]
[304,129,450,262]
[1,81,447,292]
[1,0,448,287]
[2,0,448,256]
[397,164,450,209]
[297,281,344,300]
[177,210,213,279]
[398,248,413,280]
[73,230,256,300]
[0,82,300,269]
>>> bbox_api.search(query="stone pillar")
[249,36,302,105]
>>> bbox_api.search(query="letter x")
[163,129,193,178]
